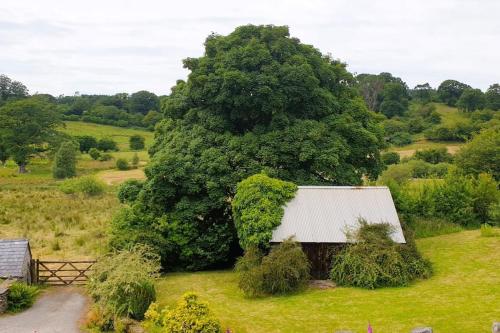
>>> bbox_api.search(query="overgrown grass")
[411,218,464,238]
[155,230,500,332]
[0,184,120,258]
[61,121,154,151]
[480,224,500,237]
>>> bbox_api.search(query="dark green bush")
[7,282,39,313]
[129,135,145,150]
[414,147,452,164]
[381,151,400,165]
[236,239,310,296]
[76,135,98,153]
[117,179,143,204]
[387,132,412,146]
[97,137,118,152]
[330,221,431,289]
[88,147,101,160]
[116,158,129,170]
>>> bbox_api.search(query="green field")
[155,230,499,333]
[61,121,154,151]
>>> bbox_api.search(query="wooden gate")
[33,260,96,285]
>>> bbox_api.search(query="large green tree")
[437,79,470,106]
[457,88,486,112]
[129,90,160,115]
[0,97,62,173]
[485,83,500,110]
[0,74,29,105]
[112,25,384,270]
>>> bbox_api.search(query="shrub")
[330,221,431,289]
[129,135,145,150]
[260,239,310,294]
[99,153,113,161]
[97,137,118,152]
[76,135,98,153]
[235,239,310,296]
[232,173,297,250]
[378,163,413,185]
[59,176,106,196]
[117,179,143,204]
[53,141,78,179]
[7,282,39,313]
[414,147,452,164]
[131,153,139,168]
[144,293,221,333]
[235,246,265,297]
[87,245,160,320]
[381,151,400,165]
[88,147,101,160]
[455,128,500,180]
[116,158,129,170]
[387,132,412,146]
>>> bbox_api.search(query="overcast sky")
[0,0,498,96]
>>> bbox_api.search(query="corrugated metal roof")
[0,239,31,278]
[271,186,406,243]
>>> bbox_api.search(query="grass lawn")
[155,230,500,332]
[61,121,154,151]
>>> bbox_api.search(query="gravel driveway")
[0,287,88,333]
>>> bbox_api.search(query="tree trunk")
[18,163,27,174]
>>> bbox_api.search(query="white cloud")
[0,0,498,95]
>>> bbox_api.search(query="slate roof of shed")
[271,186,406,244]
[0,239,31,278]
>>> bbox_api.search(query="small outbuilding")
[271,186,406,278]
[0,239,33,283]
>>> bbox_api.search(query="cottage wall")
[300,243,345,279]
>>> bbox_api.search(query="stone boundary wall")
[0,279,15,314]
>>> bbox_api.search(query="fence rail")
[33,260,96,285]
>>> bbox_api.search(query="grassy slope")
[155,230,500,333]
[390,103,467,157]
[61,121,154,151]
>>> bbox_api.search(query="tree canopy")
[110,24,385,270]
[485,83,500,110]
[0,74,29,105]
[0,97,62,172]
[457,88,485,112]
[437,79,470,106]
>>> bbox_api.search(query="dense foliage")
[87,246,160,320]
[437,80,470,106]
[455,127,499,180]
[0,97,62,172]
[116,158,129,170]
[144,293,221,333]
[118,179,144,204]
[129,134,145,150]
[236,239,310,296]
[6,282,39,313]
[387,171,499,226]
[232,174,297,249]
[330,221,432,289]
[111,24,385,270]
[0,74,29,105]
[56,90,162,129]
[52,141,78,179]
